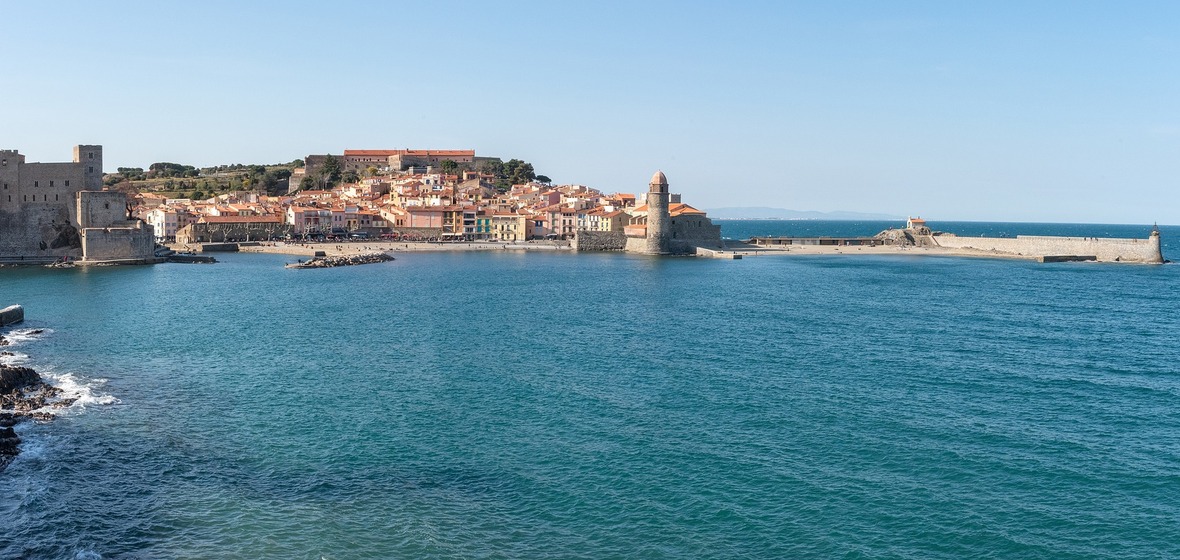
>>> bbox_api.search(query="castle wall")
[15,163,84,207]
[669,217,722,248]
[574,231,626,251]
[77,190,130,228]
[932,234,1163,263]
[0,205,80,260]
[80,224,156,262]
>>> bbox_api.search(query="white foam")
[34,371,120,415]
[0,350,30,366]
[0,328,53,346]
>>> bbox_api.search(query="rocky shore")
[286,252,395,269]
[1,329,74,472]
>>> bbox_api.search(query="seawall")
[930,233,1163,263]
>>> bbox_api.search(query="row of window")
[7,194,61,202]
[30,180,70,188]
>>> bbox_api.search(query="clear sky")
[2,1,1177,223]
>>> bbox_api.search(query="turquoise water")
[2,222,1179,559]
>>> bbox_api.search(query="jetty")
[286,252,395,269]
[744,219,1164,264]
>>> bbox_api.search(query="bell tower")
[645,170,671,254]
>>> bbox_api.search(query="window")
[65,180,70,187]
[34,181,38,187]
[49,180,54,187]
[88,152,94,159]
[88,167,94,173]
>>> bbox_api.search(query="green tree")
[479,160,504,177]
[503,159,536,185]
[536,175,552,184]
[440,159,459,174]
[321,155,342,186]
[299,176,316,191]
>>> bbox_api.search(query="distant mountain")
[706,207,904,221]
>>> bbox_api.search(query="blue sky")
[1,1,1177,223]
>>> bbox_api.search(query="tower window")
[50,180,54,187]
[88,152,94,159]
[35,181,39,187]
[65,180,70,187]
[88,167,94,173]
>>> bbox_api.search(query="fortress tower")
[645,170,671,254]
[73,145,103,191]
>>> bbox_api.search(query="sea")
[2,220,1178,559]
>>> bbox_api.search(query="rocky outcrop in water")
[1,360,75,471]
[286,252,395,269]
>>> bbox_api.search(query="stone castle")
[0,145,156,264]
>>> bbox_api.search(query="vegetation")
[319,155,342,188]
[479,158,539,191]
[105,159,302,199]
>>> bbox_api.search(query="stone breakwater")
[930,232,1164,263]
[286,252,396,269]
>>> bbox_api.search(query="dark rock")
[1,365,41,393]
[287,252,395,269]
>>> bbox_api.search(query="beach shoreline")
[166,240,574,258]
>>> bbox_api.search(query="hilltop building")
[343,149,476,172]
[0,145,156,264]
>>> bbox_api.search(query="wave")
[0,350,30,366]
[36,371,120,414]
[0,327,54,346]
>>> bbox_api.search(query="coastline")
[161,239,1163,263]
[168,240,573,258]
